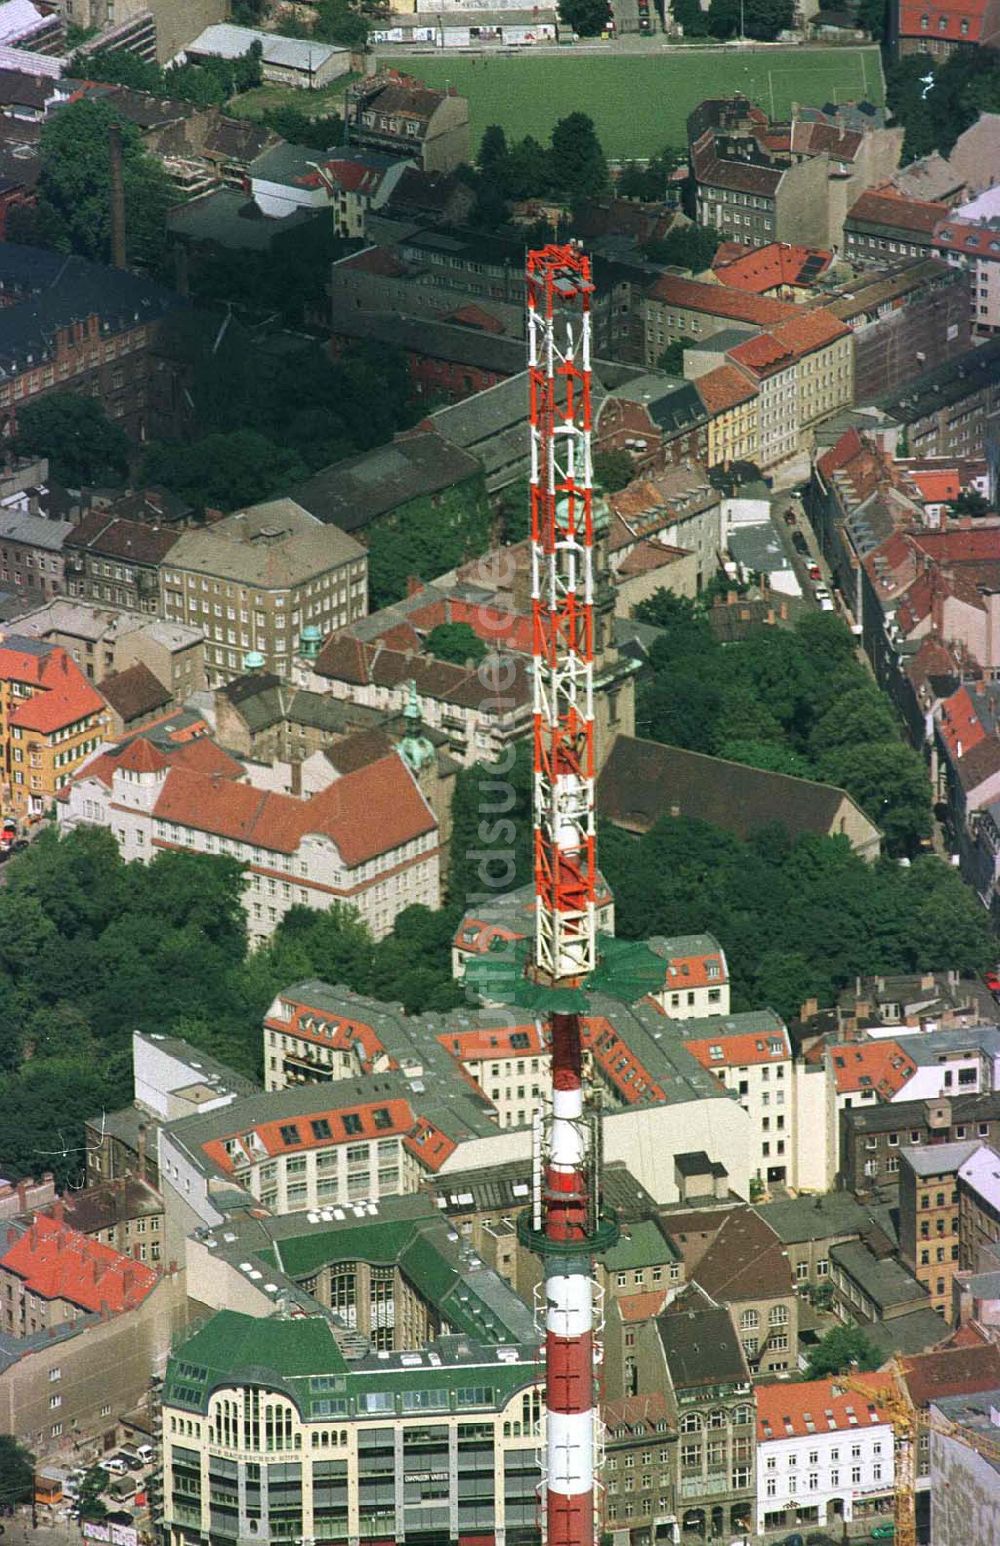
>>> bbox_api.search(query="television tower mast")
[521,244,616,1546]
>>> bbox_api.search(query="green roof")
[603,1218,678,1272]
[265,1214,431,1279]
[464,930,666,1011]
[165,1310,348,1410]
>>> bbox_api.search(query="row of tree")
[672,0,794,40]
[0,827,464,1188]
[78,42,263,108]
[476,113,609,205]
[634,598,934,856]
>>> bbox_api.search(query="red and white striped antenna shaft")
[527,243,597,990]
[526,243,604,1546]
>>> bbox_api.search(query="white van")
[135,1444,155,1465]
[104,1457,128,1476]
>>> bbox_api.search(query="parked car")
[135,1443,155,1464]
[792,531,809,555]
[984,970,1000,995]
[870,1527,895,1541]
[104,1457,128,1476]
[779,1534,805,1546]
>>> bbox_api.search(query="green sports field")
[375,45,885,159]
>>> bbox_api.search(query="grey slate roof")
[0,245,181,378]
[0,510,72,550]
[597,734,872,845]
[167,499,364,586]
[830,1239,928,1310]
[292,432,482,532]
[758,1192,898,1245]
[658,1303,750,1390]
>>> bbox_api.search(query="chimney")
[109,121,126,271]
[136,1122,147,1183]
[406,575,423,597]
[51,1198,64,1225]
[290,758,302,798]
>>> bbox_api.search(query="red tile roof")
[934,217,1000,258]
[756,1376,892,1442]
[899,0,998,43]
[264,997,387,1068]
[695,363,759,415]
[901,1343,1000,1407]
[847,186,953,235]
[686,1027,790,1070]
[828,1040,917,1098]
[617,1290,669,1324]
[728,332,796,379]
[938,684,987,759]
[768,307,852,356]
[75,730,244,792]
[203,1096,457,1174]
[0,1215,157,1314]
[913,527,1000,563]
[713,241,833,294]
[0,645,108,734]
[645,275,797,326]
[908,467,962,504]
[153,752,435,866]
[440,1022,545,1062]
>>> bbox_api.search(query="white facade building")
[756,1377,895,1534]
[60,736,440,942]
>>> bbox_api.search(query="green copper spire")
[399,680,434,773]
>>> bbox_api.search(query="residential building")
[594,374,709,477]
[0,1173,56,1220]
[344,70,471,172]
[828,257,972,402]
[827,1237,942,1351]
[896,0,1000,57]
[649,1302,755,1542]
[683,1022,793,1188]
[958,1142,1000,1272]
[0,245,180,440]
[113,616,206,699]
[607,464,723,590]
[694,364,760,468]
[899,1141,978,1318]
[597,735,882,857]
[602,1394,676,1546]
[841,1092,1000,1198]
[876,336,1000,458]
[641,275,795,367]
[711,240,834,298]
[99,661,173,737]
[249,144,407,234]
[929,1389,1000,1546]
[724,309,854,463]
[843,185,953,264]
[160,499,367,685]
[60,736,440,942]
[38,1178,165,1266]
[0,636,109,822]
[64,512,181,615]
[726,330,800,468]
[757,1191,898,1295]
[0,1217,184,1457]
[902,1341,1000,1489]
[676,1207,798,1376]
[185,23,349,87]
[212,672,379,763]
[933,211,1000,335]
[755,1378,894,1535]
[687,96,903,249]
[0,509,72,600]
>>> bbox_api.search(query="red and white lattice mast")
[521,244,617,1546]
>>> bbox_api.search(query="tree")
[558,0,611,32]
[708,0,792,35]
[448,741,533,912]
[644,223,721,271]
[0,1436,35,1505]
[593,450,635,493]
[550,113,609,202]
[950,489,991,517]
[425,622,488,666]
[314,0,370,47]
[366,480,493,608]
[719,740,813,779]
[817,740,932,856]
[14,393,129,487]
[140,430,307,512]
[497,477,531,544]
[656,339,692,375]
[261,104,344,147]
[804,1324,881,1380]
[32,98,172,268]
[478,124,509,177]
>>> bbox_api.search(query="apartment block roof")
[830,1239,929,1309]
[843,1089,1000,1133]
[64,511,181,567]
[756,1376,890,1443]
[712,241,833,293]
[846,185,953,236]
[695,363,759,415]
[0,1214,157,1313]
[152,751,436,866]
[39,1178,163,1237]
[685,1026,789,1070]
[77,725,243,792]
[99,662,172,724]
[958,1143,1000,1210]
[828,1040,917,1098]
[0,641,107,733]
[902,1343,1000,1407]
[645,275,796,326]
[166,500,363,588]
[687,1207,793,1303]
[758,1192,898,1245]
[658,1302,750,1391]
[0,510,72,551]
[902,1139,981,1177]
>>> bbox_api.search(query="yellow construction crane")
[844,1356,1000,1546]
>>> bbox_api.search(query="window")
[279,1124,301,1146]
[49,1394,61,1409]
[740,1309,759,1329]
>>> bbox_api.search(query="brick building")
[0,245,181,441]
[899,1141,976,1318]
[876,337,1000,458]
[843,186,953,264]
[841,1092,1000,1197]
[594,374,709,475]
[828,258,972,401]
[329,304,524,405]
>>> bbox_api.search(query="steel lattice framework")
[527,243,598,989]
[524,244,615,1546]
